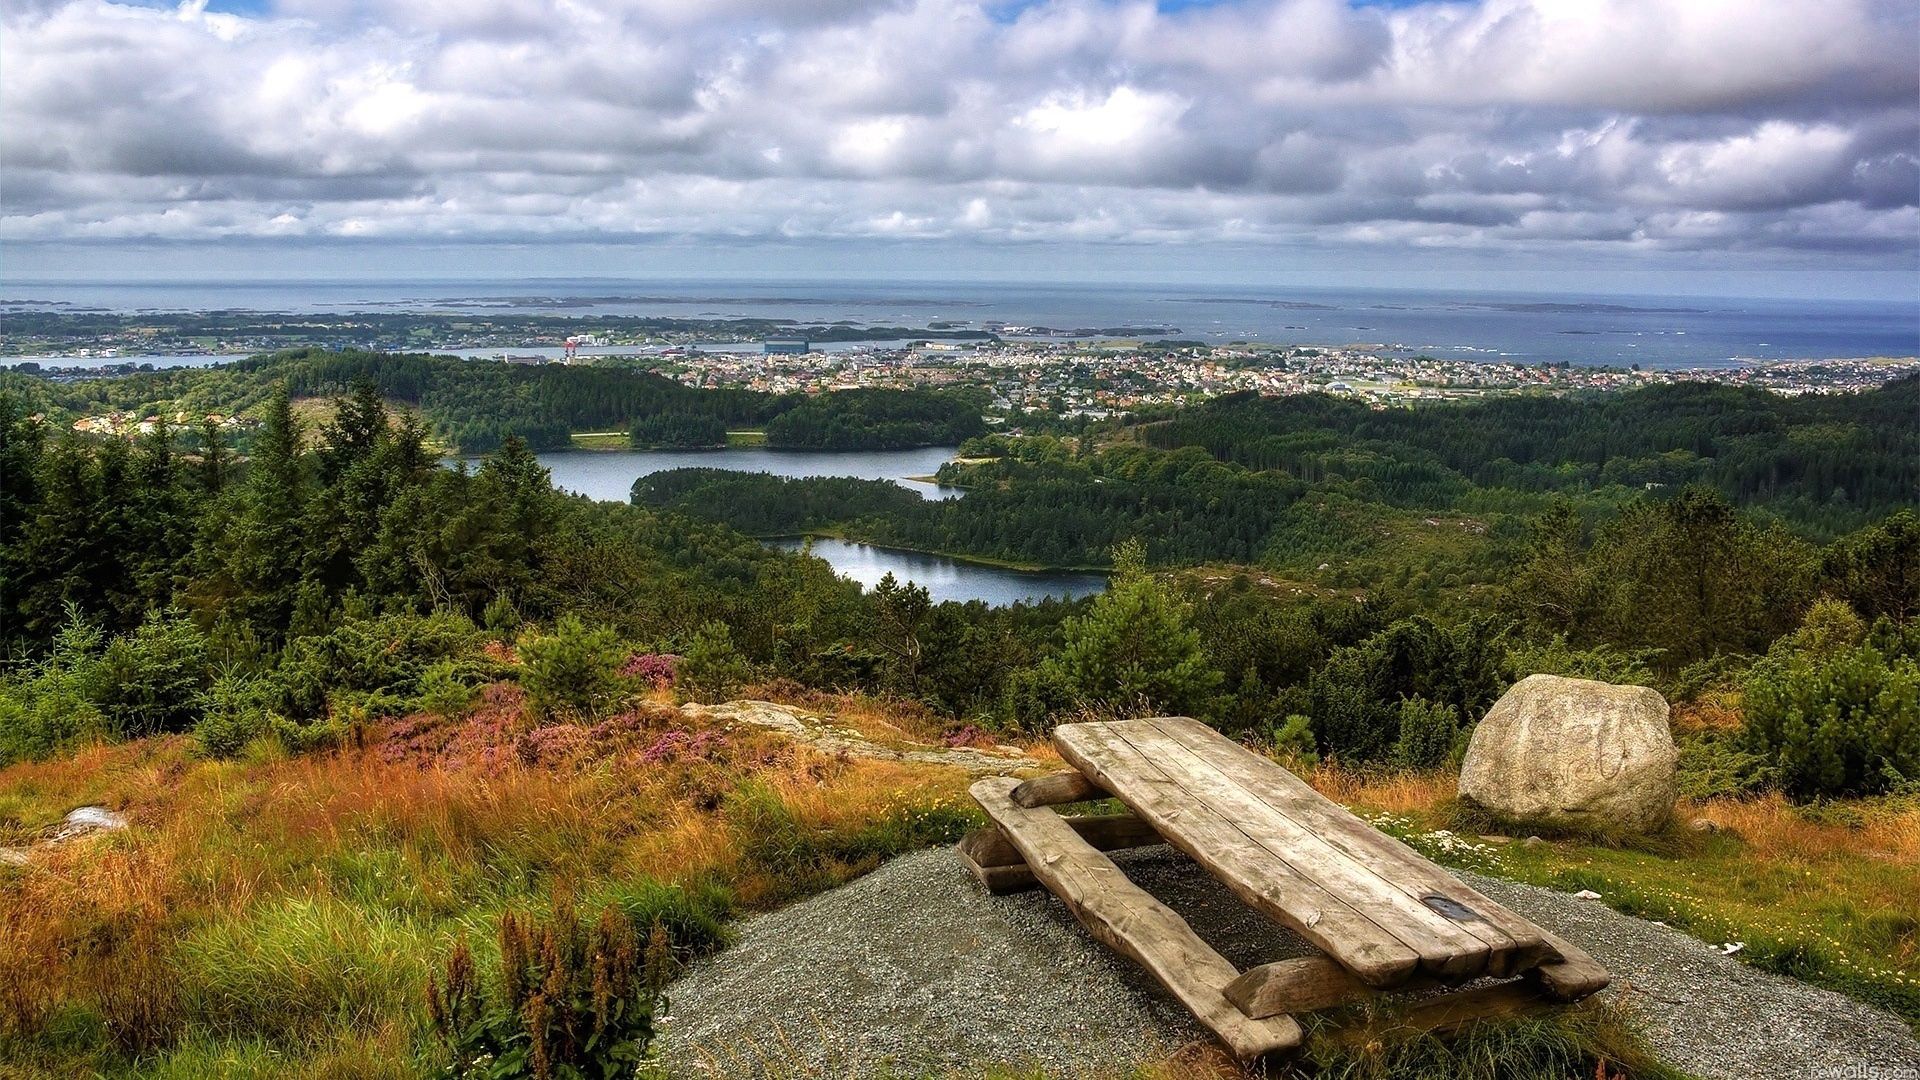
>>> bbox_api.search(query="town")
[12,334,1916,425]
[644,339,1919,412]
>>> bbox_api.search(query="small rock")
[1689,817,1721,834]
[1521,835,1546,848]
[1574,888,1603,900]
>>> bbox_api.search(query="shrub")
[1665,652,1753,704]
[1269,713,1319,767]
[1821,508,1920,622]
[1502,635,1658,687]
[1035,538,1223,719]
[482,593,521,635]
[1307,616,1509,764]
[678,622,752,703]
[427,898,664,1080]
[619,653,680,691]
[1742,627,1920,799]
[415,659,477,718]
[192,672,282,759]
[1674,730,1772,799]
[1394,695,1463,770]
[266,610,482,722]
[999,663,1077,734]
[1769,596,1867,661]
[517,616,631,721]
[88,609,211,739]
[0,617,108,765]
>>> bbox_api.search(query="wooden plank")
[1226,957,1347,1018]
[969,776,1303,1060]
[1224,955,1409,1018]
[1142,717,1553,976]
[1103,720,1496,981]
[1055,724,1423,988]
[1335,980,1558,1045]
[1148,717,1547,962]
[1228,950,1599,1026]
[963,815,1165,868]
[957,815,1165,894]
[955,838,1039,895]
[1527,926,1610,1002]
[1011,770,1102,808]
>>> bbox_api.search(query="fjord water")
[8,276,1917,367]
[526,445,1095,605]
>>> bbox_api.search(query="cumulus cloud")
[0,0,1915,262]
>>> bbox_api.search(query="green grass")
[568,432,630,450]
[726,430,767,447]
[1356,799,1920,1031]
[174,896,448,1048]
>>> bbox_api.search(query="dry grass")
[1689,793,1920,866]
[1670,688,1744,734]
[0,686,986,1076]
[1307,763,1459,817]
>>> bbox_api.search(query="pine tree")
[198,417,230,496]
[1040,538,1222,718]
[202,386,311,639]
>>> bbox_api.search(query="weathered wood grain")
[1527,926,1611,1001]
[1334,980,1559,1045]
[1224,955,1399,1018]
[1055,724,1423,987]
[969,776,1303,1060]
[1142,716,1553,976]
[1011,770,1102,808]
[954,839,1041,895]
[1102,719,1497,980]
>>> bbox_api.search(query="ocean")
[4,276,1916,370]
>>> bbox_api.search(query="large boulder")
[1459,674,1677,833]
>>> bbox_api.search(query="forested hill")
[1,349,984,453]
[247,349,780,451]
[639,374,1919,614]
[1136,376,1920,532]
[763,387,988,450]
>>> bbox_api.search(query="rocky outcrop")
[1459,674,1677,833]
[678,700,1034,776]
[0,805,128,866]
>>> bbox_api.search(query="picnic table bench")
[959,716,1609,1059]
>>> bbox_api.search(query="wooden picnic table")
[960,716,1609,1060]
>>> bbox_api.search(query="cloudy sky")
[3,0,1917,294]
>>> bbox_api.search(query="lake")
[521,445,1104,604]
[771,538,1107,606]
[532,445,966,503]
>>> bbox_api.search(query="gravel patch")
[1462,870,1920,1080]
[659,846,1920,1079]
